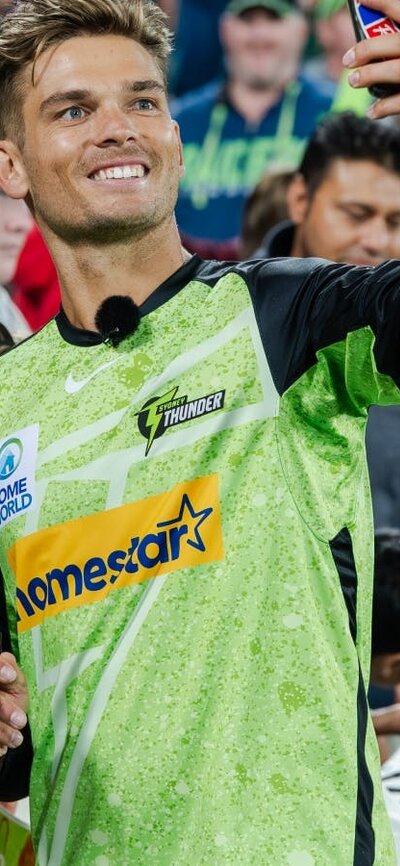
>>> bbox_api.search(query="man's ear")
[0,140,29,199]
[173,120,185,179]
[287,173,309,225]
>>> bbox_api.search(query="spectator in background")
[168,0,228,97]
[371,530,400,694]
[0,0,60,336]
[306,0,371,113]
[173,0,332,259]
[0,323,13,353]
[240,167,294,256]
[157,0,178,29]
[255,112,400,265]
[12,225,60,332]
[0,192,31,341]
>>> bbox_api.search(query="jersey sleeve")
[248,256,400,404]
[246,256,400,542]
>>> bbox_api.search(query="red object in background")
[181,232,240,262]
[18,834,35,865]
[12,226,61,332]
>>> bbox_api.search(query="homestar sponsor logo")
[10,475,223,633]
[0,426,39,528]
[137,386,226,455]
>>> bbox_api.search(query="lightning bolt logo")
[137,385,225,455]
[137,387,180,456]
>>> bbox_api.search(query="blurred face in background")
[220,7,308,91]
[289,158,400,266]
[371,653,400,687]
[0,194,32,285]
[315,7,355,81]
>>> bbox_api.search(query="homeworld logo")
[0,438,22,481]
[12,475,224,633]
[137,386,225,455]
[0,437,33,527]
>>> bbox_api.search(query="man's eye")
[61,106,86,121]
[346,210,367,223]
[133,98,155,111]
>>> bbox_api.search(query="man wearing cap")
[173,0,333,258]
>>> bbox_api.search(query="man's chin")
[44,213,156,246]
[244,74,276,91]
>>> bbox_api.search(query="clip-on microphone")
[94,296,141,347]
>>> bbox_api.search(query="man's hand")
[0,652,28,758]
[343,0,400,117]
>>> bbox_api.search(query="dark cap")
[225,0,300,17]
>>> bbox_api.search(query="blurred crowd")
[2,0,400,857]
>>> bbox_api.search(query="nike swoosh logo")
[65,358,121,394]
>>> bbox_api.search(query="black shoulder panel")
[194,257,400,395]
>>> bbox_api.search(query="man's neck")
[227,79,284,125]
[39,218,190,332]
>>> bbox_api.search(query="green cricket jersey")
[0,254,399,865]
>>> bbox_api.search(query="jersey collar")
[56,255,203,347]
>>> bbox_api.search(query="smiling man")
[3,1,400,865]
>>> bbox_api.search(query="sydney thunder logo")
[137,386,225,455]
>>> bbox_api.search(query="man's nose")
[359,217,391,255]
[93,105,139,148]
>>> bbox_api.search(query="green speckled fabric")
[0,272,396,865]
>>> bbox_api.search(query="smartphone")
[347,0,400,97]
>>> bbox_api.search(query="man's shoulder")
[195,254,324,293]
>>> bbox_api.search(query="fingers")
[0,653,28,702]
[344,33,400,68]
[342,31,400,118]
[367,91,400,118]
[0,654,29,751]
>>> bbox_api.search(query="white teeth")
[92,164,146,181]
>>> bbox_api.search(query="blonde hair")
[0,0,172,140]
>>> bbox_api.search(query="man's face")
[371,653,400,687]
[292,159,400,266]
[315,9,356,82]
[0,194,32,285]
[221,7,307,90]
[8,34,183,246]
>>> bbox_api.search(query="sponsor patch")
[0,425,38,529]
[10,474,223,633]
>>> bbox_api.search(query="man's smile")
[90,163,147,181]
